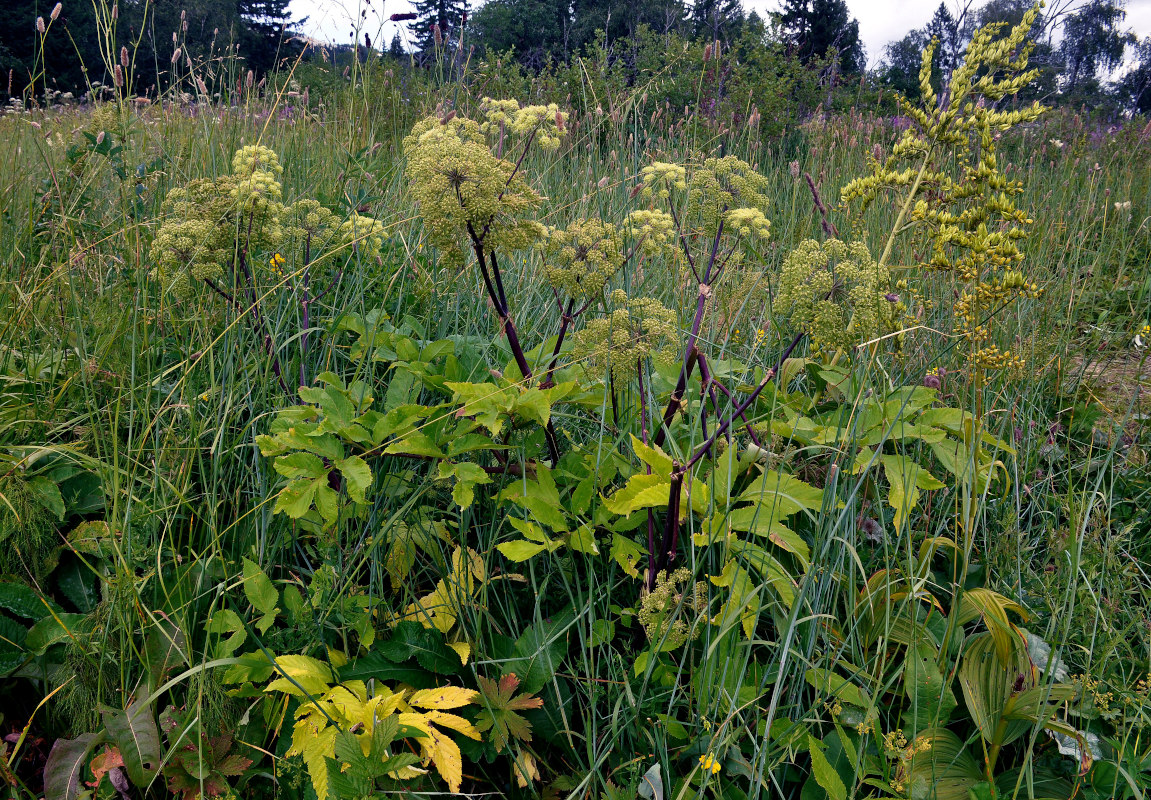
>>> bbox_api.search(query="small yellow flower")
[698,754,721,775]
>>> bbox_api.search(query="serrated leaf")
[474,674,543,753]
[274,452,328,480]
[408,686,477,710]
[383,431,444,458]
[808,735,846,800]
[206,609,247,658]
[242,558,279,618]
[338,455,373,503]
[264,654,335,697]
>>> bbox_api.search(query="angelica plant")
[151,145,385,394]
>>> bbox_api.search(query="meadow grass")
[0,45,1150,799]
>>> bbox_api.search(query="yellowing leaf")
[421,710,482,740]
[408,686,478,710]
[447,641,471,665]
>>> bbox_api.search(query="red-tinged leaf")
[216,754,254,776]
[475,673,543,753]
[87,746,126,788]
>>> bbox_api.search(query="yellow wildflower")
[698,753,721,775]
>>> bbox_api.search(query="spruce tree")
[775,0,864,73]
[410,0,468,52]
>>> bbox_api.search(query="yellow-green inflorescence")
[152,145,385,297]
[776,239,898,353]
[404,101,567,268]
[638,568,709,650]
[574,290,678,381]
[541,218,624,301]
[840,4,1045,372]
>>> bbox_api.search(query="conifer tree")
[775,0,864,73]
[410,0,468,52]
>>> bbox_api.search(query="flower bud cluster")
[404,112,545,267]
[687,155,771,232]
[541,218,624,301]
[625,209,677,255]
[776,239,897,352]
[638,161,687,200]
[574,290,678,380]
[152,146,383,297]
[840,5,1046,373]
[637,568,709,651]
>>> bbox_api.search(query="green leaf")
[804,668,870,709]
[25,613,87,655]
[610,534,644,578]
[514,387,553,426]
[881,454,938,532]
[630,434,674,475]
[958,632,1034,749]
[336,651,436,687]
[497,540,549,561]
[338,456,373,503]
[604,473,669,516]
[274,452,328,480]
[27,475,65,520]
[905,728,983,800]
[439,460,492,509]
[273,479,317,519]
[738,469,825,519]
[383,430,444,458]
[44,732,105,800]
[56,558,98,613]
[206,609,248,658]
[378,621,462,674]
[101,700,161,785]
[242,558,280,618]
[263,654,336,697]
[903,641,958,733]
[807,735,847,800]
[0,581,58,620]
[505,617,568,694]
[567,524,599,555]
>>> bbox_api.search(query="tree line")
[2,0,1149,115]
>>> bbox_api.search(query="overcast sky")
[290,0,1151,69]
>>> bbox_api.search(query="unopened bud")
[120,46,129,68]
[111,3,117,19]
[171,48,181,63]
[245,70,253,88]
[114,64,124,86]
[36,16,46,33]
[96,130,105,145]
[597,176,609,189]
[50,3,62,21]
